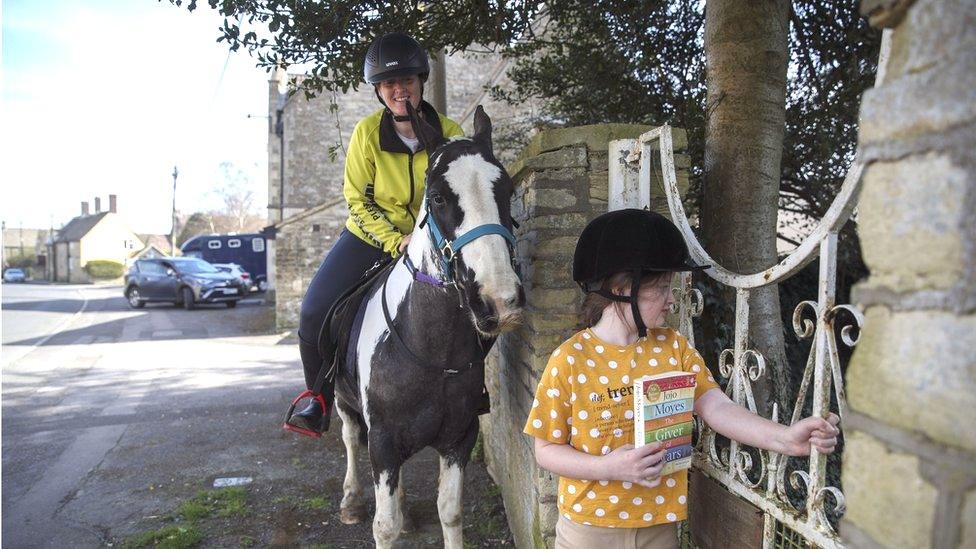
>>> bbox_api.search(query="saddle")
[316,256,396,391]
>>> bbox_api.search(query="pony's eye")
[431,194,446,207]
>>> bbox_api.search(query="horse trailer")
[180,233,268,292]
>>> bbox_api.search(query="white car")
[211,263,252,293]
[3,268,26,283]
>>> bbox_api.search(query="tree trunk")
[701,0,791,417]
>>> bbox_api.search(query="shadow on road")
[5,301,272,347]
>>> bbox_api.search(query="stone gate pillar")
[842,1,976,548]
[480,124,689,548]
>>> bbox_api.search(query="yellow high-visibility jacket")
[343,102,464,256]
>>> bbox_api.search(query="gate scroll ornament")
[617,123,863,549]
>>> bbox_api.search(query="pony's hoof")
[340,504,368,524]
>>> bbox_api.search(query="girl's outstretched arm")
[694,388,840,456]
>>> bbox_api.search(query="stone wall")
[273,200,348,331]
[51,242,84,284]
[841,1,976,548]
[480,124,689,548]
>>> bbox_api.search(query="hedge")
[85,260,125,279]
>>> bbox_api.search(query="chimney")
[109,194,117,213]
[94,197,102,213]
[81,201,90,216]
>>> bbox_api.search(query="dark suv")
[124,257,246,310]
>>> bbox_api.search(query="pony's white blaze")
[442,154,521,307]
[355,262,412,427]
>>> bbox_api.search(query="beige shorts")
[555,515,678,549]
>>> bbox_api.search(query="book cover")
[634,371,697,476]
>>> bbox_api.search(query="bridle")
[405,208,518,288]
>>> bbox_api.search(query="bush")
[5,252,35,268]
[85,260,125,279]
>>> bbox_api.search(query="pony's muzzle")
[492,286,525,332]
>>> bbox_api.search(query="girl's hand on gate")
[601,443,667,488]
[780,413,841,456]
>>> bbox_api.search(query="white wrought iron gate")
[608,123,869,548]
[605,32,890,548]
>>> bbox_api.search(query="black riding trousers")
[298,229,387,389]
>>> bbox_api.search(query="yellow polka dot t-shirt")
[523,327,719,528]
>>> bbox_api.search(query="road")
[2,283,287,547]
[1,283,511,548]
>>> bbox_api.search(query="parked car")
[211,263,252,294]
[124,257,246,310]
[3,268,26,283]
[181,233,268,292]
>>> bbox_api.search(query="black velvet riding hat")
[573,208,707,291]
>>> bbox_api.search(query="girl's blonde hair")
[579,271,672,327]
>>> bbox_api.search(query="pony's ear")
[407,101,445,152]
[472,105,493,156]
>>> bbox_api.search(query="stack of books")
[633,372,696,475]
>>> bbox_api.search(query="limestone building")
[1,224,50,275]
[47,195,143,283]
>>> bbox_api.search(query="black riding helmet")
[573,209,708,337]
[364,33,430,120]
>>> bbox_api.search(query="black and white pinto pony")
[333,104,524,548]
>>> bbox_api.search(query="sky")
[1,0,271,235]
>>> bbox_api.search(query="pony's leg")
[437,455,465,549]
[437,421,480,549]
[335,403,367,524]
[398,468,416,533]
[369,430,404,549]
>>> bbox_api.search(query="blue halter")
[422,212,517,285]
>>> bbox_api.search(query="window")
[208,240,222,250]
[228,239,241,248]
[251,238,265,252]
[138,261,165,275]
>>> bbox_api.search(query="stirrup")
[282,390,328,438]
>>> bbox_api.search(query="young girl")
[524,209,839,548]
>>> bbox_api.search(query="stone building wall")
[480,124,689,548]
[841,1,976,548]
[273,200,347,331]
[51,242,84,284]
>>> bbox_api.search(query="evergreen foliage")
[85,260,125,279]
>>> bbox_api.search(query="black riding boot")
[285,337,334,435]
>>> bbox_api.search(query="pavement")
[1,283,511,548]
